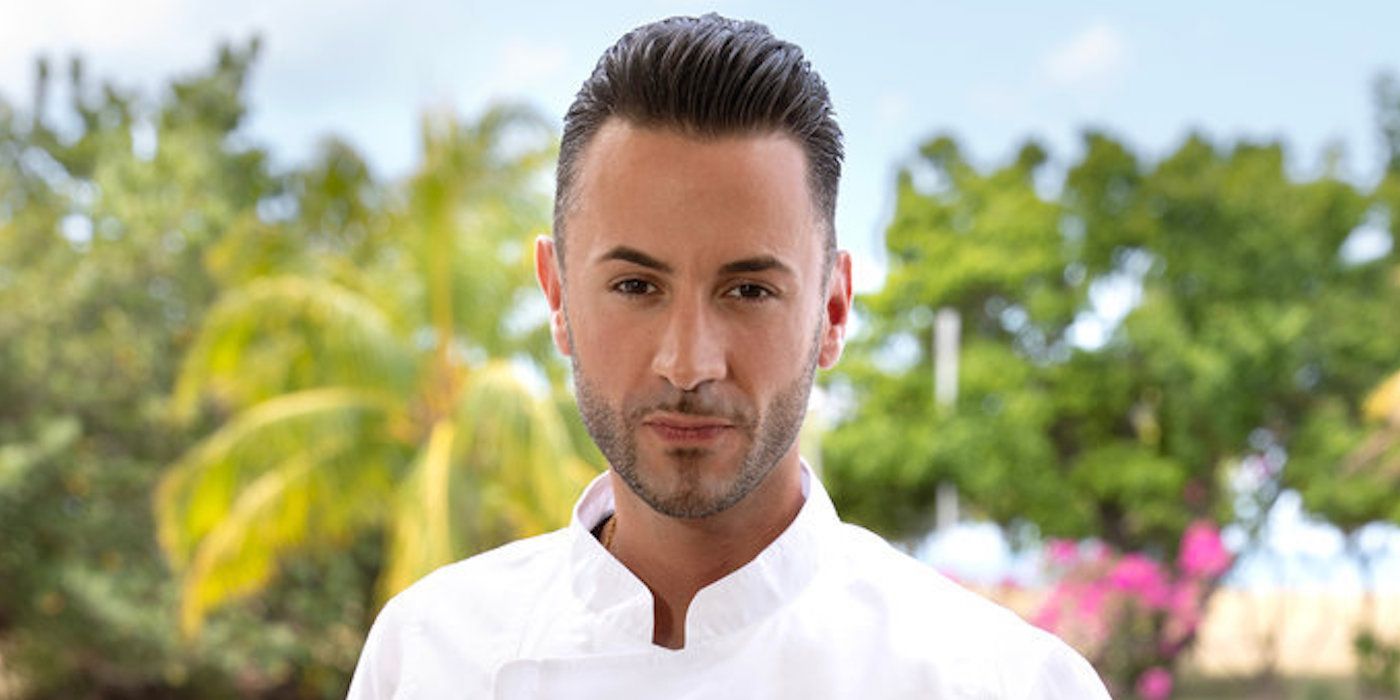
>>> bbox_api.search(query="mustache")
[625,386,755,425]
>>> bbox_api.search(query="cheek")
[567,301,645,371]
[729,310,814,371]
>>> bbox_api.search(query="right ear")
[534,235,571,356]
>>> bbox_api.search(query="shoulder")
[390,528,571,625]
[819,523,1110,698]
[346,529,573,699]
[825,523,1032,643]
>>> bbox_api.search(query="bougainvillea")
[1033,521,1233,698]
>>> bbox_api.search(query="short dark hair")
[554,13,843,265]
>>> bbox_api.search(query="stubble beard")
[570,321,822,519]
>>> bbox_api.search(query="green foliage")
[0,39,593,698]
[826,111,1400,557]
[0,39,296,697]
[157,91,596,637]
[1355,627,1400,695]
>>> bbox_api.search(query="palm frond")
[172,276,414,418]
[178,450,316,637]
[454,361,597,538]
[156,387,398,568]
[379,418,461,601]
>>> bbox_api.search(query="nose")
[650,295,727,391]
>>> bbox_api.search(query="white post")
[934,307,960,531]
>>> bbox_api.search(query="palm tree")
[155,105,596,637]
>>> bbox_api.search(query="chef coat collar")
[566,461,838,647]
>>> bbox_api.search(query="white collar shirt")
[348,464,1112,699]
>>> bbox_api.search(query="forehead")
[562,120,821,270]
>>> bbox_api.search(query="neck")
[604,451,806,649]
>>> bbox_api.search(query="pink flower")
[1031,580,1114,651]
[1108,554,1171,609]
[1046,539,1080,567]
[1168,580,1201,625]
[1077,580,1108,619]
[1135,667,1173,700]
[1031,600,1060,631]
[1178,521,1232,579]
[1162,580,1203,646]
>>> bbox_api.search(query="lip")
[642,412,733,443]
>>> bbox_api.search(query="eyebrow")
[719,255,794,277]
[597,246,673,273]
[596,246,794,277]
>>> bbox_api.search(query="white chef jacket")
[347,464,1111,699]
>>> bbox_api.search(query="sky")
[4,0,1399,588]
[6,0,1400,290]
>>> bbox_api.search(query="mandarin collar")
[566,461,838,647]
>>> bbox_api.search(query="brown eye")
[726,283,773,301]
[614,279,656,296]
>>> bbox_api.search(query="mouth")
[642,412,734,443]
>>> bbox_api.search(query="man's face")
[536,120,851,519]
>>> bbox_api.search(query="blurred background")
[2,1,1399,698]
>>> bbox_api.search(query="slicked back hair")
[554,13,843,270]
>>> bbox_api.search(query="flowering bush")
[1032,521,1233,699]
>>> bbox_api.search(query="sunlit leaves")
[156,104,595,638]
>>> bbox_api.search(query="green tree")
[823,103,1400,695]
[155,101,597,639]
[1,40,595,698]
[0,41,299,697]
[824,120,1399,558]
[1286,75,1400,533]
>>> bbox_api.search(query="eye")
[725,283,774,301]
[613,278,657,296]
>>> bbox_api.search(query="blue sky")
[5,0,1399,290]
[5,0,1399,588]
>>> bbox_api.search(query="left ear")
[534,235,571,357]
[818,251,853,369]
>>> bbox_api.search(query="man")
[349,14,1110,698]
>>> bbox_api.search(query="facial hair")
[571,320,821,519]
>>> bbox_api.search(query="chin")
[623,446,755,518]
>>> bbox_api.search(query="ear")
[534,235,571,356]
[818,251,853,369]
